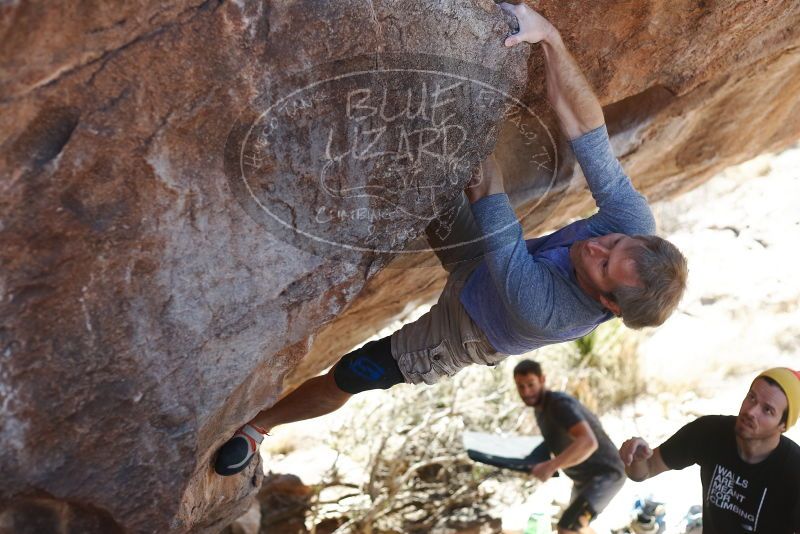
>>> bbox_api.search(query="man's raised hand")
[619,437,653,466]
[465,154,505,204]
[499,2,557,47]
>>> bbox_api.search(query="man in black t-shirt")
[514,359,625,534]
[619,367,800,533]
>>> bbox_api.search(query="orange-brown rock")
[1,0,799,532]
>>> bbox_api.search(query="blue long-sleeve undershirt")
[459,124,657,355]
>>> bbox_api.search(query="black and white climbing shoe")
[214,423,267,476]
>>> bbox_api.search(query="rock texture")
[0,0,799,532]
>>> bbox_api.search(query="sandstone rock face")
[0,0,798,532]
[0,1,525,532]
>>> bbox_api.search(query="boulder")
[0,0,798,532]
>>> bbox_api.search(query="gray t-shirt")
[534,390,625,484]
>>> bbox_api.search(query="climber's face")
[569,233,644,315]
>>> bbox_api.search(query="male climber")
[214,2,688,476]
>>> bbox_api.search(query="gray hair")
[611,235,688,329]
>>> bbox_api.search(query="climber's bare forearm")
[501,3,604,138]
[539,31,605,139]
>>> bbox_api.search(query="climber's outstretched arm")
[500,3,604,139]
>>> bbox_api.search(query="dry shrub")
[303,319,642,532]
[548,319,643,414]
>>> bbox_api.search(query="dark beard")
[526,390,544,407]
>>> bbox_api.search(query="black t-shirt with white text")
[659,415,800,533]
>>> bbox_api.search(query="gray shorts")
[390,193,507,385]
[560,470,626,529]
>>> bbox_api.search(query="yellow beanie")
[757,367,800,430]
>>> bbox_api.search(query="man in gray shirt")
[515,359,625,533]
[214,3,688,476]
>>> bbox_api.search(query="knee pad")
[332,336,405,394]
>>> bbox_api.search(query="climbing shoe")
[214,423,267,476]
